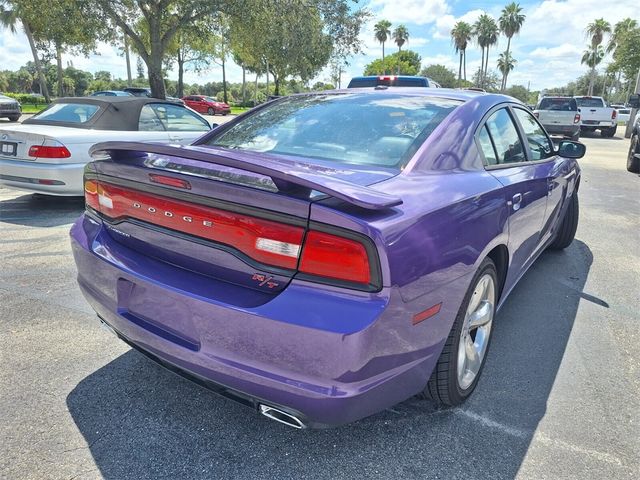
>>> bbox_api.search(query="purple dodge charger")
[71,89,585,428]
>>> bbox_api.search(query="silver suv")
[534,96,580,141]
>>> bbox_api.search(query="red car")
[181,95,231,115]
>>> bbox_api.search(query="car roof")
[22,97,187,130]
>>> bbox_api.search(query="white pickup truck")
[575,96,618,137]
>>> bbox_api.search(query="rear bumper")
[70,214,457,427]
[0,158,85,195]
[542,124,580,136]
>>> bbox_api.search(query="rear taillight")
[299,230,372,285]
[84,180,380,290]
[28,145,71,158]
[574,113,581,124]
[611,110,617,120]
[84,180,304,269]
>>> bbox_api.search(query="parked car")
[91,90,134,97]
[0,97,212,195]
[534,96,581,140]
[574,96,617,137]
[71,89,585,428]
[627,114,640,173]
[616,107,631,125]
[348,75,441,88]
[0,93,21,122]
[123,87,184,105]
[182,95,231,115]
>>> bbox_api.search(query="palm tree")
[474,14,499,88]
[393,25,409,52]
[374,20,392,61]
[0,0,50,101]
[606,18,637,53]
[392,25,409,75]
[585,18,611,48]
[451,21,472,85]
[581,45,605,95]
[499,2,525,91]
[497,51,516,90]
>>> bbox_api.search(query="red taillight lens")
[574,113,581,124]
[28,145,71,158]
[611,110,617,119]
[149,174,191,189]
[84,180,304,269]
[299,230,371,285]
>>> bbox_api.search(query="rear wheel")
[627,134,640,173]
[424,258,497,406]
[601,126,616,138]
[8,115,20,122]
[549,193,579,249]
[207,107,215,115]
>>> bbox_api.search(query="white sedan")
[0,97,214,195]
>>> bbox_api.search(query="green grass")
[230,106,251,115]
[20,104,48,114]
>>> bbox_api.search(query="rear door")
[477,106,550,283]
[146,103,210,143]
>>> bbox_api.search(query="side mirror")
[556,140,586,159]
[210,123,219,130]
[628,94,640,109]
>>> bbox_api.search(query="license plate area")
[0,141,17,156]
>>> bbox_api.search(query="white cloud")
[433,9,484,40]
[369,0,450,26]
[529,43,582,59]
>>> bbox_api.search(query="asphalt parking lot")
[1,128,638,479]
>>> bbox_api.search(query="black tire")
[8,115,20,122]
[207,107,215,115]
[549,193,579,250]
[601,126,616,138]
[627,134,640,173]
[222,112,228,116]
[423,258,498,406]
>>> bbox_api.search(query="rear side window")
[575,97,605,108]
[538,98,577,111]
[484,108,525,165]
[477,126,498,166]
[32,103,100,123]
[207,93,461,168]
[149,103,210,131]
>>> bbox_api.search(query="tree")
[364,50,421,76]
[504,84,531,103]
[374,19,392,61]
[169,22,217,98]
[582,45,605,95]
[472,68,501,92]
[606,19,640,98]
[392,24,409,52]
[89,0,218,99]
[585,18,612,48]
[497,51,516,90]
[474,14,499,88]
[136,57,145,80]
[420,64,457,88]
[498,2,525,91]
[451,21,472,85]
[0,0,50,101]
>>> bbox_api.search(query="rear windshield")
[207,93,460,168]
[348,77,429,88]
[538,98,577,111]
[31,103,100,123]
[575,97,605,108]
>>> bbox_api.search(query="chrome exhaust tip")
[259,404,306,429]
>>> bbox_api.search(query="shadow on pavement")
[67,240,597,479]
[0,193,84,227]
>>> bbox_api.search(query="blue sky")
[0,0,637,91]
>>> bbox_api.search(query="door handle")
[511,193,522,211]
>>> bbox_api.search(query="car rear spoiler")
[89,142,403,210]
